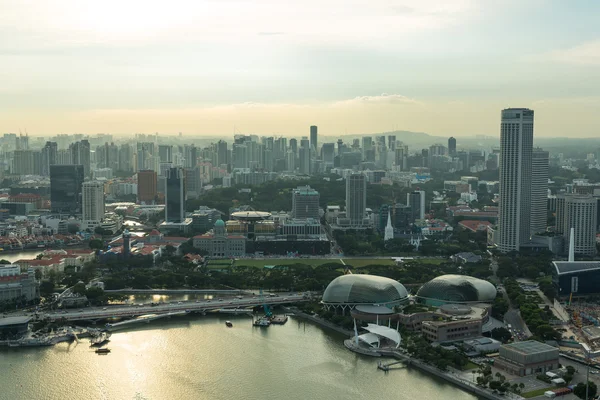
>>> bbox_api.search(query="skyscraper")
[82,181,105,230]
[13,150,34,175]
[50,165,84,214]
[70,139,91,177]
[291,186,320,220]
[448,137,457,157]
[560,194,598,257]
[530,148,549,234]
[497,108,534,253]
[165,167,185,223]
[310,125,318,152]
[346,173,366,226]
[407,190,426,221]
[299,138,310,175]
[41,141,57,176]
[137,170,157,204]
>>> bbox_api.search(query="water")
[0,250,44,264]
[0,316,479,400]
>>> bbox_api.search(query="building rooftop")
[553,261,600,275]
[502,340,557,355]
[0,316,32,327]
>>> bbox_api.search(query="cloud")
[531,40,600,66]
[332,93,422,106]
[258,32,285,36]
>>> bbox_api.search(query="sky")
[0,0,599,138]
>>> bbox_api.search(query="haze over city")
[1,0,599,137]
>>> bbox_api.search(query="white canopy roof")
[358,333,381,347]
[363,323,401,348]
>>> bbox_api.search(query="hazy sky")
[1,0,599,137]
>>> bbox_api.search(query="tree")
[39,281,55,297]
[0,259,10,264]
[89,239,104,250]
[491,327,512,343]
[566,365,576,375]
[34,269,42,280]
[574,381,597,400]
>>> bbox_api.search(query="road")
[37,294,309,321]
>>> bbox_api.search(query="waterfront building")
[50,164,84,214]
[291,185,320,220]
[495,340,559,376]
[0,265,38,302]
[552,261,600,296]
[322,274,409,312]
[416,275,497,306]
[192,219,246,258]
[82,181,105,230]
[346,173,367,226]
[497,108,534,252]
[530,148,549,234]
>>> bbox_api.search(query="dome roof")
[214,219,225,227]
[416,274,497,304]
[323,274,408,305]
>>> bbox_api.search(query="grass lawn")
[343,258,395,267]
[461,361,479,371]
[521,387,555,398]
[233,258,343,268]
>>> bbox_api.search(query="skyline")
[1,0,599,137]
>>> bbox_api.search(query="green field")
[521,386,555,398]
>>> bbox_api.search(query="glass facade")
[323,275,408,306]
[50,164,84,214]
[416,275,497,306]
[165,167,185,223]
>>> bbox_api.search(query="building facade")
[291,186,320,220]
[495,341,559,377]
[497,108,534,252]
[50,164,84,214]
[82,181,105,230]
[0,265,38,302]
[137,170,157,204]
[346,173,367,226]
[530,148,549,234]
[193,220,246,258]
[165,167,185,223]
[563,195,598,257]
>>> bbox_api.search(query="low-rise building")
[193,219,246,258]
[495,340,559,376]
[0,265,38,302]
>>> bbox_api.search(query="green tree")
[39,281,55,297]
[34,269,42,280]
[0,259,11,264]
[89,238,104,250]
[574,381,597,400]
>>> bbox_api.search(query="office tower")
[321,143,335,168]
[184,167,202,199]
[337,139,343,155]
[232,144,248,169]
[407,190,426,221]
[50,165,84,214]
[394,145,408,170]
[448,137,457,157]
[184,145,198,168]
[136,142,155,171]
[530,148,549,234]
[158,144,172,163]
[361,137,373,161]
[137,170,157,204]
[457,151,470,172]
[558,194,598,257]
[289,138,298,156]
[13,150,34,175]
[291,186,320,220]
[286,150,296,171]
[346,173,367,226]
[165,167,185,223]
[41,141,57,176]
[82,181,105,230]
[497,108,534,253]
[216,140,228,167]
[310,125,318,152]
[70,139,91,177]
[118,144,133,172]
[299,138,310,175]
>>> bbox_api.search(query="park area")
[229,257,445,269]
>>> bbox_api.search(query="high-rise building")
[70,139,91,177]
[346,173,366,226]
[560,194,598,257]
[137,170,157,204]
[50,165,84,214]
[321,143,335,168]
[299,138,311,175]
[158,144,172,163]
[291,186,320,220]
[13,150,34,175]
[530,148,549,234]
[448,137,457,157]
[165,167,185,223]
[82,181,105,230]
[497,108,534,253]
[310,125,318,153]
[41,141,57,176]
[407,190,426,221]
[184,167,202,199]
[118,144,133,172]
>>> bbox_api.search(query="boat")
[225,321,233,327]
[90,332,111,347]
[253,317,271,327]
[95,348,111,354]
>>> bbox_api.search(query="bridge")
[104,288,246,295]
[40,294,310,322]
[105,311,189,331]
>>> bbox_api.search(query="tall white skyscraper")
[497,108,534,253]
[346,173,366,226]
[82,181,105,230]
[530,148,549,234]
[563,195,597,257]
